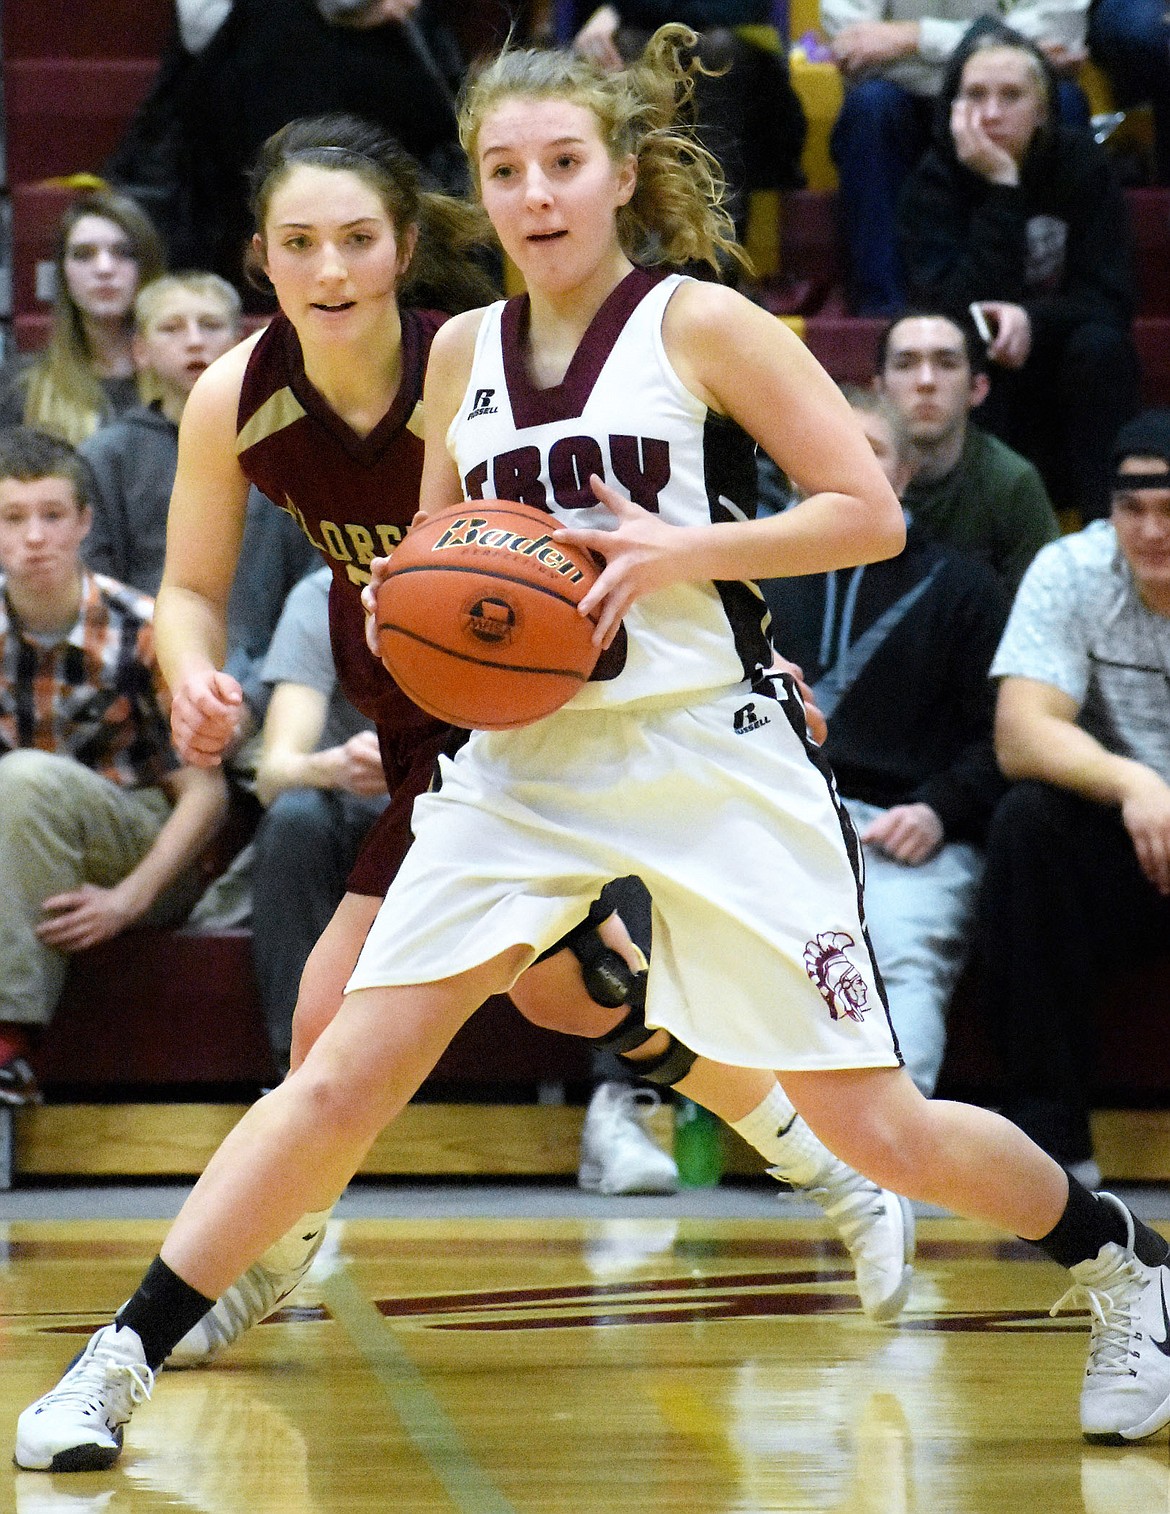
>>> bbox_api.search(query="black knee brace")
[562,914,637,1010]
[563,918,697,1088]
[628,1037,698,1088]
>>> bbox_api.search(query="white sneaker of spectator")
[578,1083,680,1195]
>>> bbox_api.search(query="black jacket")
[105,0,464,290]
[897,21,1137,346]
[763,522,1010,845]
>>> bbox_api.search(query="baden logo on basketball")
[375,499,603,730]
[432,516,586,584]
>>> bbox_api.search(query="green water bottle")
[674,1097,724,1188]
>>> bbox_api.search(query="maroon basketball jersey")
[237,306,445,731]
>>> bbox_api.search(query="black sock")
[115,1255,216,1369]
[1030,1173,1170,1269]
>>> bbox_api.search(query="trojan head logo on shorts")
[464,594,518,646]
[803,931,870,1023]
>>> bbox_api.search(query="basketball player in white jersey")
[17,25,1170,1472]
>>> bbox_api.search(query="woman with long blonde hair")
[0,189,166,445]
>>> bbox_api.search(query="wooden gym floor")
[5,1187,1170,1512]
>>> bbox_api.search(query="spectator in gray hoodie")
[83,271,242,596]
[81,272,316,737]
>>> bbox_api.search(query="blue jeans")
[831,75,1093,314]
[844,796,983,1096]
[1090,0,1170,180]
[830,78,933,316]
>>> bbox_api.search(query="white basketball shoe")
[15,1324,153,1472]
[1051,1192,1170,1443]
[793,1160,916,1323]
[167,1218,328,1367]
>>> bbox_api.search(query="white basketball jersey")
[446,269,773,709]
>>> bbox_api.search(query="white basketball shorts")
[346,676,902,1072]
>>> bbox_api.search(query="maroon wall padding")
[29,920,1170,1103]
[3,0,174,59]
[937,954,1170,1103]
[36,930,277,1087]
[31,930,593,1093]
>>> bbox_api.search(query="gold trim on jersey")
[236,387,307,454]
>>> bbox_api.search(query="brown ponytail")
[247,114,501,314]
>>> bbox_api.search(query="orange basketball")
[376,499,602,730]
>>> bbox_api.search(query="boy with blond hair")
[81,272,316,743]
[81,272,242,595]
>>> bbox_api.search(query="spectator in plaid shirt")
[0,427,229,1106]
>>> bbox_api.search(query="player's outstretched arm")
[155,336,261,764]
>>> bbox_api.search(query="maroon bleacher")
[3,0,173,59]
[4,0,170,349]
[5,58,160,186]
[2,0,168,186]
[801,316,885,386]
[1128,187,1170,316]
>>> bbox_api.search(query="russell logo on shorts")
[733,702,771,735]
[804,931,870,1023]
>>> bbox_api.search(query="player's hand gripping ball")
[376,499,602,729]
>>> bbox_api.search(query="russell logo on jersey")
[468,388,499,419]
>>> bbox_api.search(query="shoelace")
[56,1351,154,1419]
[1050,1262,1143,1376]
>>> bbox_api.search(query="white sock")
[730,1084,835,1187]
[257,1206,334,1276]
